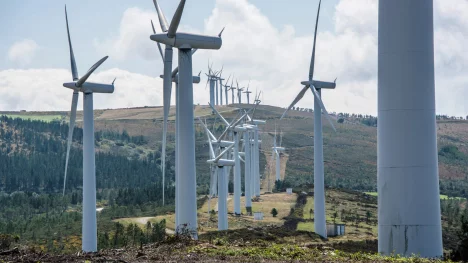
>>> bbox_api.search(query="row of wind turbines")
[206,65,258,106]
[61,0,338,253]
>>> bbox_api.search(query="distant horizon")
[1,0,467,116]
[1,103,467,120]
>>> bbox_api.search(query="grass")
[3,114,63,122]
[296,221,314,232]
[114,192,297,233]
[297,189,378,241]
[366,192,466,200]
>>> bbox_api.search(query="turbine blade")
[218,112,246,142]
[198,117,217,141]
[309,0,321,80]
[76,56,109,87]
[65,6,79,81]
[153,0,169,32]
[215,144,235,163]
[274,123,277,147]
[218,27,226,37]
[151,20,165,61]
[63,91,79,196]
[280,129,283,147]
[209,102,229,126]
[198,118,216,158]
[281,85,309,120]
[309,85,336,132]
[168,0,186,38]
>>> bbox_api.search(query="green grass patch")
[366,192,465,200]
[3,114,63,122]
[296,221,314,232]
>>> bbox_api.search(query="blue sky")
[0,0,338,75]
[1,0,467,116]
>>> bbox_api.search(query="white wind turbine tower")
[272,124,285,182]
[236,81,244,104]
[223,75,232,105]
[250,121,265,197]
[247,95,266,198]
[243,84,252,104]
[378,0,442,257]
[62,6,115,252]
[150,19,200,207]
[281,0,337,239]
[242,124,253,213]
[150,0,223,237]
[229,78,236,104]
[207,144,234,230]
[205,64,218,107]
[215,67,224,105]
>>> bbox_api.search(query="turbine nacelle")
[301,80,336,89]
[252,119,266,125]
[63,82,114,94]
[273,147,285,152]
[211,140,234,147]
[150,33,222,50]
[207,159,235,167]
[159,74,201,84]
[233,126,247,132]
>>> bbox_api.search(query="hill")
[2,104,468,198]
[1,105,468,258]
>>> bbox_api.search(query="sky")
[0,0,467,116]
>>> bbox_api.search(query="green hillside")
[2,105,468,198]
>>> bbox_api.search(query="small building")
[253,212,264,220]
[326,224,346,237]
[286,188,293,195]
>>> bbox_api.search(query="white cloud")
[94,7,159,61]
[1,0,468,116]
[0,68,162,111]
[7,39,39,66]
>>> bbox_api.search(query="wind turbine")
[150,0,223,237]
[236,81,244,104]
[62,6,115,252]
[272,124,285,182]
[243,82,252,104]
[205,63,217,107]
[207,143,234,230]
[150,19,200,208]
[242,124,253,213]
[216,67,224,105]
[229,78,236,104]
[209,104,254,216]
[200,118,233,230]
[223,74,232,105]
[280,0,336,239]
[250,120,265,197]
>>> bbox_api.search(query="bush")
[271,208,278,217]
